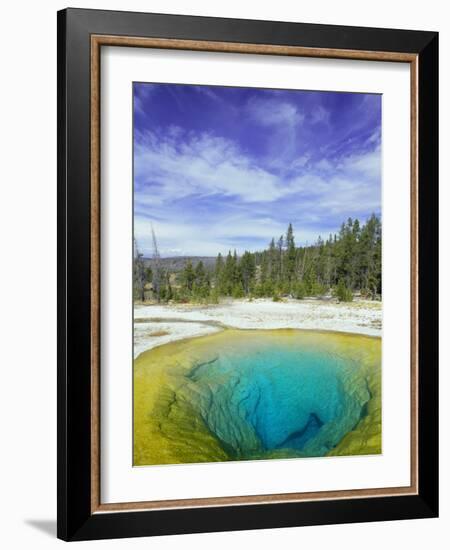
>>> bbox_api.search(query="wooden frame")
[58,8,438,541]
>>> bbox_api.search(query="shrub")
[232,284,244,299]
[334,280,353,302]
[292,281,306,300]
[208,288,220,304]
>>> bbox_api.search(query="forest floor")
[133,298,382,358]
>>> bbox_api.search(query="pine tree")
[260,252,268,285]
[223,251,235,295]
[268,238,277,286]
[181,260,195,293]
[232,250,241,287]
[215,252,223,277]
[240,251,256,294]
[277,235,284,284]
[334,279,353,302]
[193,261,209,299]
[285,223,296,286]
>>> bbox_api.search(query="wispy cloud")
[135,130,285,203]
[246,96,304,127]
[134,84,156,116]
[310,105,330,125]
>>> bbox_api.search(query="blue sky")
[134,83,381,257]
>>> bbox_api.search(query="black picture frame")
[57,7,438,541]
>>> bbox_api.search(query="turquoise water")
[187,343,369,458]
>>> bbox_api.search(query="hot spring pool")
[134,329,381,466]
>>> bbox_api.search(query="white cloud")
[315,158,333,172]
[338,146,381,181]
[245,96,306,169]
[246,97,304,127]
[135,131,288,203]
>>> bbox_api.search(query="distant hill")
[143,256,217,273]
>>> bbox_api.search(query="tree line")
[134,214,381,303]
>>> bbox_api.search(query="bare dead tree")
[151,224,164,302]
[133,237,145,301]
[299,244,308,282]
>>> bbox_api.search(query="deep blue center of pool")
[188,344,367,458]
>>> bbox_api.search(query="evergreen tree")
[285,223,296,285]
[215,252,223,285]
[268,238,277,286]
[232,250,241,287]
[181,260,195,293]
[240,251,256,294]
[223,251,235,295]
[260,252,268,286]
[334,279,353,302]
[277,235,284,283]
[193,261,209,299]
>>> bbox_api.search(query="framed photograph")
[57,8,438,541]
